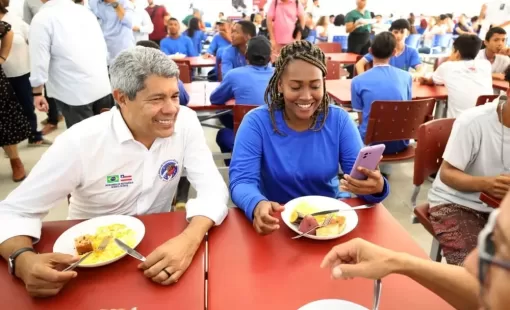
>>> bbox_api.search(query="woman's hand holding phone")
[341,167,384,195]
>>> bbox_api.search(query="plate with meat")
[53,215,145,267]
[281,196,359,240]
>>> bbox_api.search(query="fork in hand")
[63,236,111,272]
[291,214,335,239]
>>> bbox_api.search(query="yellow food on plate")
[75,224,136,265]
[291,202,347,236]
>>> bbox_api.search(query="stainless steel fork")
[372,279,382,310]
[291,214,335,239]
[63,236,111,271]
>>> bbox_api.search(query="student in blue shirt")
[184,17,207,55]
[355,19,423,78]
[214,36,275,164]
[136,40,189,105]
[160,18,197,56]
[221,20,257,76]
[204,19,232,57]
[351,32,412,177]
[229,41,390,234]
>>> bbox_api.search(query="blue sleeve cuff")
[360,177,390,203]
[244,195,267,222]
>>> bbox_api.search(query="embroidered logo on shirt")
[159,160,179,182]
[105,174,134,188]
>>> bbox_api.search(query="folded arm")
[210,73,234,104]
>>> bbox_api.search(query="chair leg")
[430,238,442,262]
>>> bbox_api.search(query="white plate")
[282,196,359,240]
[299,299,368,310]
[53,215,145,268]
[169,54,186,59]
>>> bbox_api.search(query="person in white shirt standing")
[420,35,493,118]
[1,0,50,147]
[476,27,510,81]
[29,0,114,129]
[479,0,510,41]
[130,0,153,42]
[0,47,229,298]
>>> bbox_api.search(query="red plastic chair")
[476,94,499,106]
[317,42,342,53]
[233,105,258,134]
[174,60,192,83]
[411,118,455,262]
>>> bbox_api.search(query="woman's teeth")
[297,103,313,109]
[156,120,173,124]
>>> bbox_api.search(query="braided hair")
[264,40,329,135]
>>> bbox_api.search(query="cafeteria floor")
[0,109,434,256]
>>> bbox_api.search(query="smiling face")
[463,193,510,310]
[278,59,324,126]
[115,75,181,146]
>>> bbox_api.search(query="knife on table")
[114,238,146,262]
[309,204,375,216]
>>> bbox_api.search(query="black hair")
[371,32,396,59]
[485,27,507,41]
[439,14,447,21]
[370,12,375,18]
[329,14,334,18]
[169,17,179,23]
[333,14,345,26]
[236,20,257,37]
[390,19,410,31]
[186,17,200,38]
[242,13,247,18]
[0,1,7,14]
[505,65,510,82]
[250,13,256,22]
[452,35,482,60]
[446,13,453,19]
[136,40,160,49]
[471,16,479,23]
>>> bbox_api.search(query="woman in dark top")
[184,17,207,55]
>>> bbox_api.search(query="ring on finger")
[162,268,172,278]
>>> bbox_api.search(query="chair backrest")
[318,42,342,53]
[476,94,499,106]
[326,60,341,80]
[433,57,449,70]
[332,35,348,52]
[405,34,421,49]
[175,60,192,83]
[233,105,259,134]
[413,118,455,186]
[364,98,436,145]
[432,34,453,48]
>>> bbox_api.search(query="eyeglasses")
[477,209,510,300]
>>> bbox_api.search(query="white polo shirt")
[476,49,510,73]
[0,106,229,244]
[432,59,493,118]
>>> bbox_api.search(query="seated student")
[355,19,423,77]
[420,34,493,118]
[213,36,275,163]
[427,72,510,265]
[221,20,257,76]
[203,19,232,58]
[321,192,510,310]
[351,32,412,176]
[184,17,207,56]
[136,40,190,105]
[0,47,228,297]
[160,18,197,56]
[229,41,390,234]
[476,27,510,81]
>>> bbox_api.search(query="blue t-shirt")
[177,80,189,106]
[351,65,412,154]
[363,45,421,71]
[210,65,274,105]
[229,105,390,221]
[185,30,207,55]
[207,34,231,56]
[160,35,197,57]
[221,45,247,77]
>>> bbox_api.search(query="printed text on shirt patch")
[105,174,134,188]
[159,160,179,182]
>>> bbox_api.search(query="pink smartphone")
[349,144,386,180]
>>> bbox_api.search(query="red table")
[326,79,448,105]
[183,56,216,68]
[480,192,502,208]
[0,212,206,310]
[493,79,508,91]
[324,53,360,64]
[208,199,453,310]
[184,82,233,111]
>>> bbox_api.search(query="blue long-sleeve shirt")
[229,105,390,221]
[178,80,189,106]
[351,65,412,154]
[363,45,421,72]
[89,0,135,65]
[207,34,231,56]
[160,35,197,57]
[210,65,274,105]
[221,45,247,77]
[185,30,207,55]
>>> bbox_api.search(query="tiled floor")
[0,110,434,255]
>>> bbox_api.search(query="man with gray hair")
[0,47,229,298]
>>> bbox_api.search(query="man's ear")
[112,89,128,109]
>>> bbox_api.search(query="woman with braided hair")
[229,40,390,235]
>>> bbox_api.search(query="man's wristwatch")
[111,2,119,8]
[8,247,36,276]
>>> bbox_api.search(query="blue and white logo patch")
[159,160,179,182]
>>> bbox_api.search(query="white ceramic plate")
[299,299,368,310]
[53,215,145,268]
[169,53,186,59]
[282,196,359,240]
